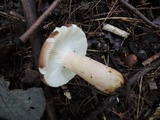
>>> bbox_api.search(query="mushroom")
[39,24,124,94]
[124,54,137,66]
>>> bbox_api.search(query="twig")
[9,10,25,21]
[128,58,160,85]
[136,77,143,119]
[108,51,122,72]
[84,6,160,20]
[83,93,120,120]
[21,1,60,119]
[142,52,160,66]
[102,23,130,38]
[118,0,160,29]
[92,0,119,36]
[19,0,61,43]
[21,0,42,67]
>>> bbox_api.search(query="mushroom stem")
[63,51,124,93]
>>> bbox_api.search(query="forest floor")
[0,0,160,120]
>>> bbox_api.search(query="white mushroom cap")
[39,24,87,87]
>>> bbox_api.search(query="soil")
[0,0,160,120]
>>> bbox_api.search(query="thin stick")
[21,0,42,67]
[84,7,160,20]
[136,77,143,119]
[142,52,160,66]
[19,0,61,43]
[118,0,159,29]
[83,93,120,120]
[128,58,160,85]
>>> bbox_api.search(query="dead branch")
[19,0,61,43]
[20,1,59,119]
[142,52,160,66]
[90,6,160,20]
[83,93,120,120]
[128,58,160,85]
[21,0,42,66]
[118,0,160,29]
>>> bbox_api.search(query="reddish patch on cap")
[39,31,59,68]
[65,24,73,28]
[48,31,59,38]
[39,41,52,68]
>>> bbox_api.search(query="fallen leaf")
[0,76,46,120]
